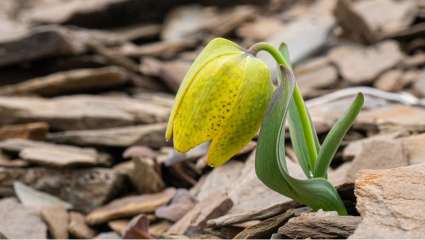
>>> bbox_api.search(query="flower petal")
[207,56,272,166]
[172,54,247,153]
[166,38,242,140]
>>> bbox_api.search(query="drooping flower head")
[166,38,272,167]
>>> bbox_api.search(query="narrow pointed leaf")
[278,44,320,177]
[256,65,347,215]
[314,93,364,178]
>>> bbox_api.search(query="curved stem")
[249,42,318,170]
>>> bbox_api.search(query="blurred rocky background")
[0,0,424,239]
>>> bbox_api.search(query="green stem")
[248,42,318,169]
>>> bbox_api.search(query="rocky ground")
[0,0,424,239]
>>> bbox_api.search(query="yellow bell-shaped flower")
[166,38,272,167]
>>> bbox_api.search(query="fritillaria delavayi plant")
[166,38,364,215]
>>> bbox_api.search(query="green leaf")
[278,44,320,178]
[314,93,364,178]
[255,65,347,215]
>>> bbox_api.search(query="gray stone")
[351,164,425,238]
[0,139,110,167]
[14,181,72,212]
[0,167,124,213]
[48,123,167,148]
[0,26,85,67]
[0,198,47,239]
[0,95,169,130]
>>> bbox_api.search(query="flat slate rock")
[0,167,124,213]
[356,104,425,133]
[279,211,360,239]
[0,138,110,167]
[166,191,233,235]
[48,123,167,148]
[0,94,169,130]
[235,209,299,239]
[0,66,128,96]
[335,0,417,43]
[351,164,425,238]
[346,139,408,182]
[0,198,47,239]
[86,188,176,225]
[329,40,403,84]
[0,26,85,67]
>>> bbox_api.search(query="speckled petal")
[166,38,242,140]
[172,54,246,152]
[207,56,272,166]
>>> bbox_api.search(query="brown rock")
[86,188,176,225]
[41,206,69,239]
[329,41,403,84]
[123,146,157,159]
[68,212,96,239]
[155,189,197,222]
[295,57,339,90]
[130,157,165,193]
[228,154,303,215]
[335,0,417,43]
[346,139,408,182]
[0,198,47,239]
[0,167,124,212]
[167,191,233,235]
[279,211,360,239]
[0,139,110,167]
[149,221,172,237]
[356,104,425,133]
[400,133,425,165]
[0,94,169,130]
[0,153,27,167]
[351,164,425,238]
[235,209,298,239]
[374,69,404,91]
[0,67,128,96]
[0,122,48,141]
[197,161,244,201]
[123,215,153,239]
[412,70,425,97]
[237,17,285,41]
[108,219,128,236]
[48,123,167,148]
[342,131,405,161]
